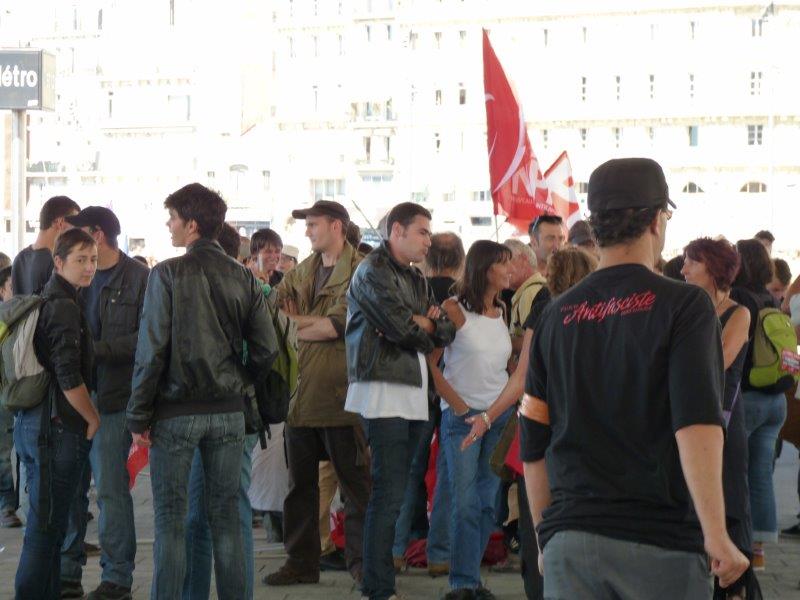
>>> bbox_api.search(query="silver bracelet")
[481,411,491,430]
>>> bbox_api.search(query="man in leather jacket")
[345,202,456,600]
[126,184,278,599]
[59,207,149,600]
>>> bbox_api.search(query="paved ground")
[3,446,800,599]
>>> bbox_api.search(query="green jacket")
[276,242,361,427]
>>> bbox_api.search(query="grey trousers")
[543,530,713,600]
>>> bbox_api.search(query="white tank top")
[442,301,512,411]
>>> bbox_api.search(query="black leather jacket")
[34,274,94,435]
[87,253,149,414]
[126,239,278,433]
[346,241,455,387]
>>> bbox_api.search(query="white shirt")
[345,352,429,421]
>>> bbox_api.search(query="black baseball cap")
[292,200,349,222]
[587,158,676,212]
[66,206,122,238]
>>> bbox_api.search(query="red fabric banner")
[483,29,552,233]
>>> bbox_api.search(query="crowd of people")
[0,156,799,600]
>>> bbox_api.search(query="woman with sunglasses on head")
[427,240,515,600]
[682,237,761,600]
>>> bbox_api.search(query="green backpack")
[749,307,800,392]
[0,295,51,412]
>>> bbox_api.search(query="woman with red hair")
[682,237,760,600]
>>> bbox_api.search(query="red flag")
[483,30,551,233]
[127,444,149,490]
[544,151,581,228]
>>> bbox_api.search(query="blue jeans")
[89,410,137,588]
[743,389,787,543]
[441,406,512,590]
[14,403,91,599]
[390,416,451,565]
[60,451,90,583]
[149,412,246,600]
[182,433,258,600]
[0,407,15,511]
[361,417,426,600]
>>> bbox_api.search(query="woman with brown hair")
[462,246,597,600]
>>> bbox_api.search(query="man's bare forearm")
[675,424,727,539]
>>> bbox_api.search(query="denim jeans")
[149,412,245,600]
[361,417,426,600]
[60,451,90,583]
[88,410,137,588]
[0,407,15,511]
[14,403,91,599]
[743,389,787,543]
[182,433,258,600]
[390,415,452,565]
[441,406,512,590]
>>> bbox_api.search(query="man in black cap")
[519,158,748,598]
[60,206,149,600]
[265,200,371,588]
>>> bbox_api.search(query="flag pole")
[494,213,500,242]
[347,198,377,233]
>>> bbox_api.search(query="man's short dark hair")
[0,266,11,288]
[250,228,283,256]
[426,232,465,274]
[663,255,685,281]
[346,221,362,247]
[528,214,563,240]
[588,207,660,248]
[164,183,227,239]
[754,230,775,244]
[733,239,773,291]
[773,258,792,287]
[217,223,241,259]
[40,196,80,230]
[53,228,97,262]
[386,202,431,236]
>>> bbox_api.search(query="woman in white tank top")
[427,240,514,600]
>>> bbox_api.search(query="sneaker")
[782,523,800,537]
[60,580,84,599]
[443,590,476,600]
[488,555,520,573]
[319,549,347,572]
[84,541,102,557]
[0,508,22,528]
[475,587,497,600]
[86,581,132,600]
[427,562,449,577]
[263,563,319,586]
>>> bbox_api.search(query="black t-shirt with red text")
[520,264,724,554]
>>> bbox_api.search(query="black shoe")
[475,587,497,600]
[87,581,132,600]
[319,549,347,572]
[443,589,476,600]
[60,580,84,599]
[782,523,800,537]
[0,508,22,528]
[84,541,102,557]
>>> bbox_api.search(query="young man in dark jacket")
[58,206,149,600]
[126,184,278,600]
[345,202,456,600]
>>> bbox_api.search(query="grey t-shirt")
[12,246,54,296]
[314,263,334,299]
